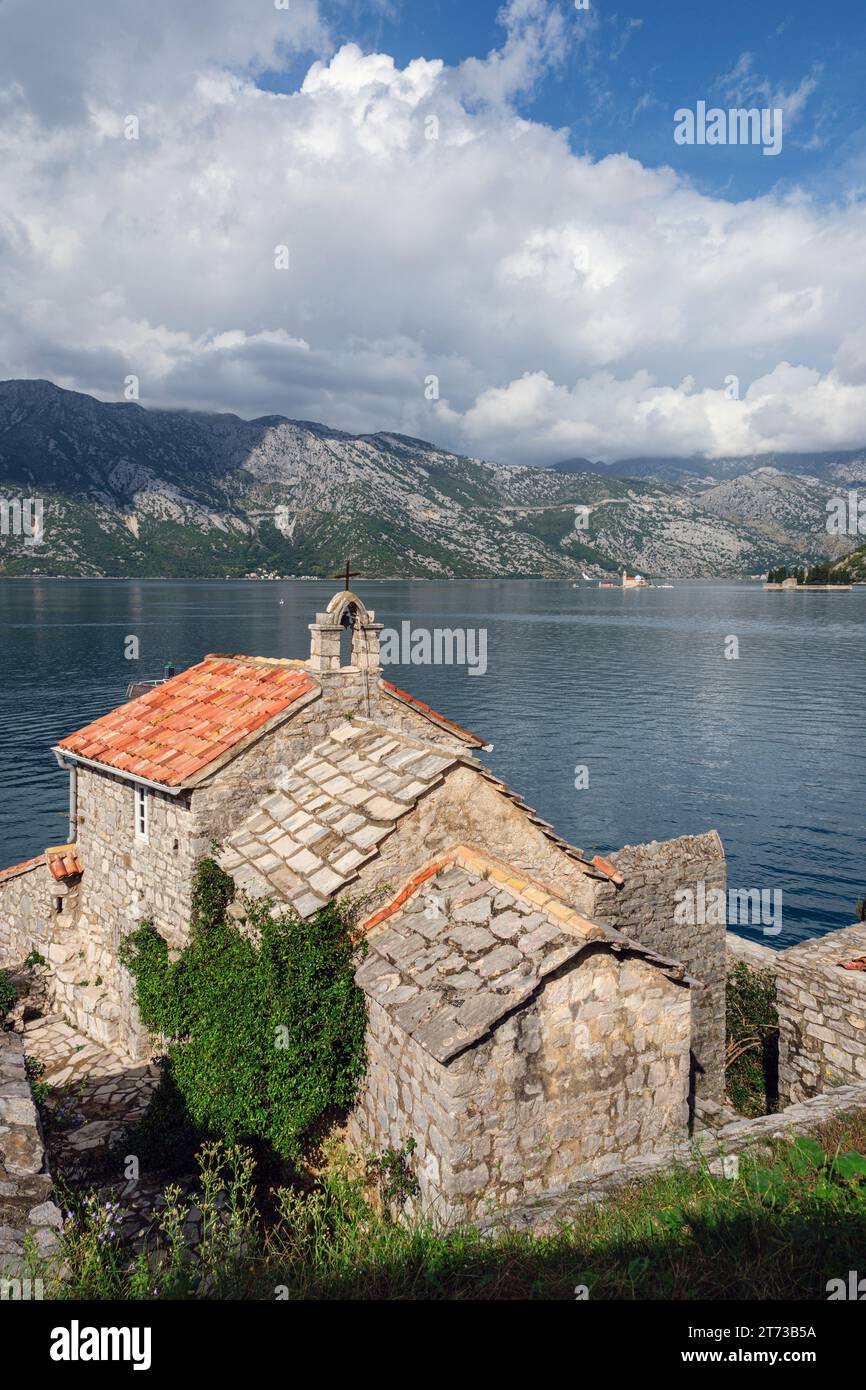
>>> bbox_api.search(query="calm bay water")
[1,577,863,949]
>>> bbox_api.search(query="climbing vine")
[0,968,16,1022]
[120,859,368,1161]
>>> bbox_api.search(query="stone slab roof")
[55,656,318,789]
[355,860,587,1062]
[381,679,490,749]
[219,721,459,919]
[356,845,694,1062]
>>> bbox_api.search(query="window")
[134,785,149,841]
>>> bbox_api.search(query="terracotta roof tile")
[56,657,318,789]
[45,844,83,880]
[0,854,44,883]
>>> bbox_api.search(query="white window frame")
[134,785,150,842]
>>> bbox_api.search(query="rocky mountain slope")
[568,449,866,487]
[835,540,866,583]
[0,380,851,580]
[696,468,857,561]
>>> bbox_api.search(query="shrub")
[120,859,368,1162]
[0,968,17,1022]
[725,961,779,1116]
[49,1114,866,1302]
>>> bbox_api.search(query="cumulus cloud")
[1,0,865,464]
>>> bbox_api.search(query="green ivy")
[190,852,235,933]
[0,969,17,1021]
[120,859,368,1161]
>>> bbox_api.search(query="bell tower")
[308,589,383,715]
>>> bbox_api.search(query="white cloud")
[455,0,570,108]
[716,51,822,135]
[1,0,865,464]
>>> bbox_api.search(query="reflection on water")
[1,577,863,948]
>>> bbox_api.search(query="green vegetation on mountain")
[766,562,850,585]
[0,379,849,580]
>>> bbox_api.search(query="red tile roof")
[56,657,318,789]
[45,844,83,880]
[381,679,489,748]
[0,854,44,883]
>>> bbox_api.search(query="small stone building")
[0,587,736,1216]
[349,846,693,1223]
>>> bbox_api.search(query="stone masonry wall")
[0,1029,62,1279]
[0,862,55,966]
[589,832,727,1101]
[189,671,465,847]
[349,947,690,1225]
[775,923,866,1104]
[351,765,599,919]
[192,678,468,853]
[73,765,197,1052]
[0,862,107,1047]
[723,926,866,1106]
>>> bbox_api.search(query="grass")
[36,1110,866,1302]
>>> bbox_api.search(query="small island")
[764,562,852,591]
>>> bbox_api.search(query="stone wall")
[723,925,866,1106]
[378,689,483,754]
[589,832,727,1101]
[351,765,599,919]
[0,1029,62,1280]
[0,854,133,1054]
[509,1080,866,1232]
[70,765,195,1052]
[725,933,779,972]
[0,861,55,966]
[775,924,866,1104]
[349,945,690,1226]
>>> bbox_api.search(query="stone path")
[20,1015,208,1255]
[23,1013,160,1174]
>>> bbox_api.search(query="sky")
[2,0,866,464]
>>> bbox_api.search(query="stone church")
[0,588,728,1220]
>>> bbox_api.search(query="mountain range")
[0,379,862,581]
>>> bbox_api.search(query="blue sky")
[3,0,866,462]
[259,0,866,203]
